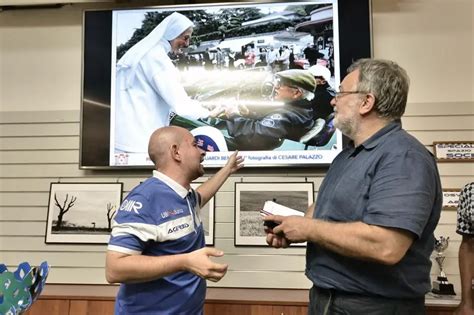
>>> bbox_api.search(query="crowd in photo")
[173,38,335,78]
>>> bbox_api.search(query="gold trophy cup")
[431,236,456,295]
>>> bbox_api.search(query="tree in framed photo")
[45,182,123,244]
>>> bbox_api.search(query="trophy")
[431,236,456,295]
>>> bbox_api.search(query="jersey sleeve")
[107,192,157,255]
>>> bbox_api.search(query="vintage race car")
[174,68,337,152]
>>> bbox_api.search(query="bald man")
[106,126,243,315]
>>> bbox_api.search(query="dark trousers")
[308,286,426,315]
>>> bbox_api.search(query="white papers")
[260,200,304,217]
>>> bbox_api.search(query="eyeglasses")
[334,90,368,101]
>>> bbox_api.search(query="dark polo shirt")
[306,120,442,298]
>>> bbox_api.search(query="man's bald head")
[148,126,188,168]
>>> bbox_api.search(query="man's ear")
[293,89,303,99]
[171,144,182,162]
[359,93,376,115]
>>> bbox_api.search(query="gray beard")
[334,115,357,139]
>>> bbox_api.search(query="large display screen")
[80,0,372,169]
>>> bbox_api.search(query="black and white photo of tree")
[46,183,123,244]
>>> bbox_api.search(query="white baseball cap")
[308,65,331,82]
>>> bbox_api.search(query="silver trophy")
[431,236,456,295]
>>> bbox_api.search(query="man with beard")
[264,59,442,315]
[106,126,243,314]
[222,69,316,150]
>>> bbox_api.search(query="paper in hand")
[260,201,304,229]
[260,201,304,217]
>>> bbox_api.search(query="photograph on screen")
[109,1,343,167]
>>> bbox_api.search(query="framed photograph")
[234,182,314,246]
[191,183,215,246]
[45,182,123,244]
[442,188,461,211]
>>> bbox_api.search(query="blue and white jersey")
[108,171,205,315]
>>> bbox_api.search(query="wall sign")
[433,141,474,162]
[442,188,461,211]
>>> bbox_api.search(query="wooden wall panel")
[0,150,78,164]
[24,299,70,315]
[0,207,47,220]
[205,303,309,315]
[408,130,474,146]
[404,102,473,116]
[402,115,474,131]
[0,104,472,291]
[0,236,107,252]
[434,224,463,242]
[437,163,474,176]
[0,122,79,136]
[0,178,58,191]
[0,136,79,150]
[204,303,256,315]
[207,271,312,289]
[37,267,108,284]
[69,300,115,315]
[1,251,307,271]
[0,164,88,178]
[0,192,49,206]
[0,221,45,236]
[1,251,107,267]
[22,295,455,315]
[0,111,78,123]
[273,305,308,315]
[440,176,474,188]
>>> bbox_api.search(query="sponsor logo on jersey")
[262,118,276,127]
[270,114,282,120]
[168,223,190,234]
[119,199,142,214]
[161,208,184,219]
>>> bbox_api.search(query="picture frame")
[45,182,123,244]
[442,188,461,211]
[234,182,314,246]
[191,183,215,246]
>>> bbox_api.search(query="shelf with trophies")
[431,236,456,296]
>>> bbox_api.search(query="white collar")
[153,170,190,199]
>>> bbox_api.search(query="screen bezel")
[80,0,372,170]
